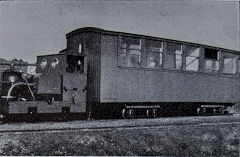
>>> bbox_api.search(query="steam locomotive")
[0,27,239,121]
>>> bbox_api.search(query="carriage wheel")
[146,109,150,118]
[152,109,157,118]
[122,109,126,119]
[146,109,158,118]
[197,107,204,116]
[122,108,134,119]
[61,113,69,121]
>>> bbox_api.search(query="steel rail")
[0,118,239,134]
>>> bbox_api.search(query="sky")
[0,0,239,63]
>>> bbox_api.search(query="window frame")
[185,46,201,72]
[221,51,238,75]
[203,48,220,72]
[117,35,239,76]
[66,55,85,74]
[118,36,142,68]
[145,39,164,69]
[174,44,183,70]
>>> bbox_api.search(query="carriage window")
[145,40,163,68]
[222,52,237,74]
[66,56,84,73]
[165,43,183,70]
[172,44,183,70]
[204,48,220,72]
[185,46,200,71]
[118,37,141,67]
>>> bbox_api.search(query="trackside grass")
[0,123,239,156]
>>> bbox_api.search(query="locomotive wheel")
[61,114,69,121]
[0,116,8,123]
[27,111,37,122]
[28,115,37,122]
[220,107,227,114]
[213,108,217,115]
[52,116,62,122]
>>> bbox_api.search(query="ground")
[0,117,239,156]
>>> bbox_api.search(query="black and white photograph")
[0,0,239,156]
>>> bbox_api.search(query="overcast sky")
[0,0,239,63]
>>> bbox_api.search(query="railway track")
[0,115,239,133]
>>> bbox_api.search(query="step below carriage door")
[63,55,87,113]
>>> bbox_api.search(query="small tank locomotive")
[0,54,87,121]
[0,27,239,121]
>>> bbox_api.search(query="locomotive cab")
[33,53,88,119]
[66,55,85,74]
[36,54,86,99]
[63,55,87,115]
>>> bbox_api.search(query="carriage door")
[63,55,87,113]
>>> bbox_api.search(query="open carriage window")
[204,48,220,72]
[145,40,163,68]
[66,55,84,73]
[118,36,142,67]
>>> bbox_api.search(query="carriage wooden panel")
[97,31,240,104]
